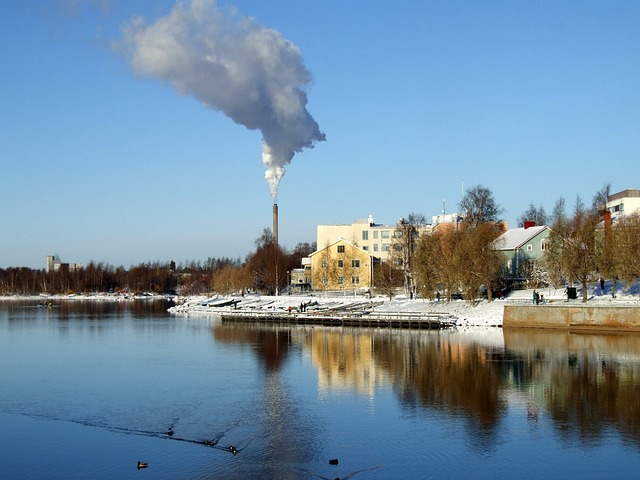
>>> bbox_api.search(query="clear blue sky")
[2,0,639,269]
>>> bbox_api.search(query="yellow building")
[309,239,374,291]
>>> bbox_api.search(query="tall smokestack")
[273,203,279,246]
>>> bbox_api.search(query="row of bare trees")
[544,186,640,302]
[210,229,314,296]
[3,184,637,300]
[395,184,640,304]
[387,186,505,302]
[411,220,505,302]
[0,234,314,296]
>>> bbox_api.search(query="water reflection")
[214,323,294,372]
[504,330,640,448]
[2,300,640,478]
[213,323,321,478]
[214,321,640,452]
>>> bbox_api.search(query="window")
[611,204,624,213]
[352,259,360,268]
[394,230,403,238]
[541,238,550,251]
[373,244,379,252]
[382,244,390,252]
[381,231,390,239]
[393,244,403,251]
[352,276,360,285]
[322,276,327,285]
[337,245,345,253]
[321,259,327,268]
[363,246,369,251]
[362,231,369,241]
[373,231,379,239]
[338,276,345,285]
[526,244,533,252]
[338,260,344,268]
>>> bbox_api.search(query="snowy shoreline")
[3,285,639,328]
[167,285,640,328]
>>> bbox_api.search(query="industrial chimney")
[273,203,279,246]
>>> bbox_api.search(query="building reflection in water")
[212,322,640,449]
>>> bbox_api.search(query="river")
[1,299,639,479]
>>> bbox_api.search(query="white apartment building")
[316,215,434,262]
[607,189,640,219]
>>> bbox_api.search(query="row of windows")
[337,242,394,254]
[321,259,361,268]
[321,276,360,285]
[362,244,391,252]
[362,230,394,241]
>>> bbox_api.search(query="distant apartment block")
[607,188,640,220]
[46,254,83,273]
[316,214,444,262]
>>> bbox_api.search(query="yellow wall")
[310,239,373,291]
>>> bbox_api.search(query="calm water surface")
[1,300,640,479]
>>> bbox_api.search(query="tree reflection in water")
[214,322,640,452]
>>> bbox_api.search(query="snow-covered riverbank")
[3,283,638,328]
[168,284,640,328]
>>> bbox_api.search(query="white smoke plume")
[120,0,325,200]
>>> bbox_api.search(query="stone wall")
[503,305,640,332]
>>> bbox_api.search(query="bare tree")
[413,233,440,300]
[612,213,640,283]
[413,229,461,301]
[456,223,505,302]
[459,185,503,227]
[246,228,288,295]
[550,197,567,228]
[545,198,602,302]
[517,203,548,227]
[391,213,427,297]
[211,265,237,294]
[373,261,404,300]
[591,182,611,214]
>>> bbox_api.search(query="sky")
[1,0,639,269]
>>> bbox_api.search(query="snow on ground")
[3,280,638,330]
[169,280,640,328]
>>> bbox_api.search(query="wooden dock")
[220,310,456,329]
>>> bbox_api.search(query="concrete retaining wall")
[503,305,640,332]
